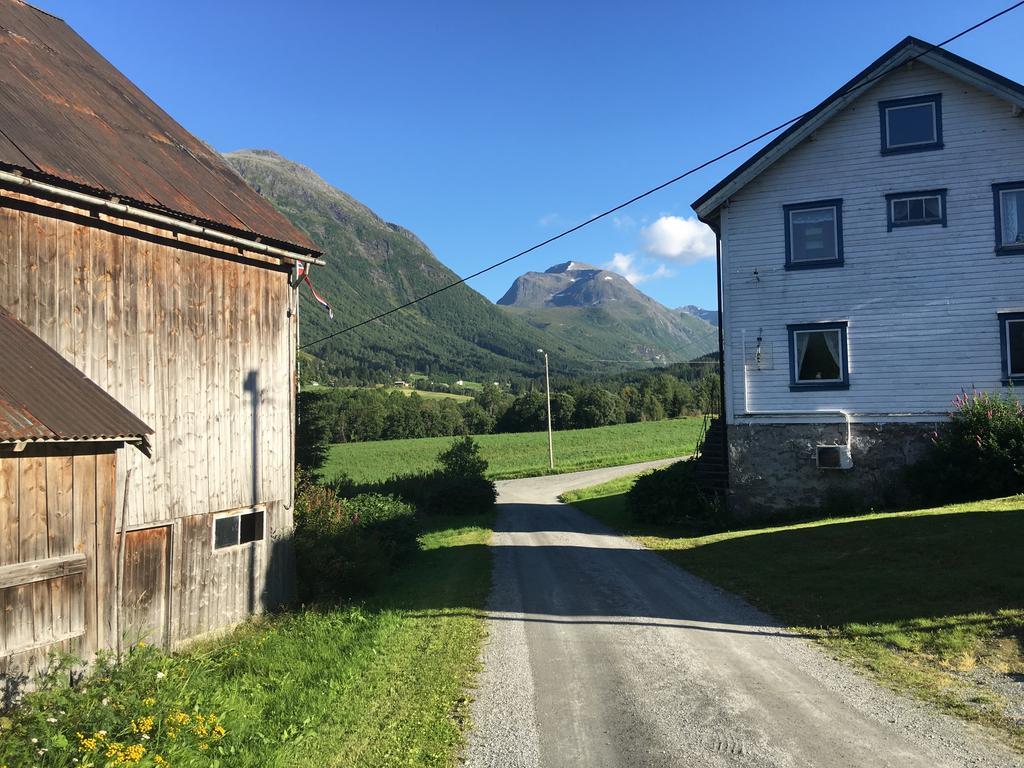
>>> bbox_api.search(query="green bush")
[339,437,497,516]
[293,471,417,601]
[910,389,1024,503]
[627,459,724,529]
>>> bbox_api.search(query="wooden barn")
[0,0,322,678]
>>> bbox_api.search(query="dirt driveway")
[463,461,1022,767]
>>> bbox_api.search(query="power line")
[300,1,1024,351]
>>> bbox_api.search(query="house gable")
[693,37,1024,224]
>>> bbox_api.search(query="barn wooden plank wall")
[0,190,296,651]
[0,447,116,675]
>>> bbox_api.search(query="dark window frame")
[993,181,1024,254]
[885,189,947,231]
[212,507,266,551]
[787,321,850,391]
[879,93,943,155]
[783,199,844,270]
[998,312,1024,385]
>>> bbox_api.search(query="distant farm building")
[0,0,321,677]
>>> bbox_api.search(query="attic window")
[784,200,843,269]
[879,94,943,154]
[213,507,265,550]
[886,190,946,231]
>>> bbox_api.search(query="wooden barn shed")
[0,0,322,678]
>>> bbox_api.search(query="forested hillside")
[225,150,603,383]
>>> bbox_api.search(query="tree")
[551,392,576,430]
[574,388,625,429]
[500,391,547,432]
[296,390,334,472]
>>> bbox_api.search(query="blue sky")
[40,1,1024,311]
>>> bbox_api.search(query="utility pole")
[538,349,554,470]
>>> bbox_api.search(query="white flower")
[46,717,57,723]
[31,737,38,743]
[156,671,166,679]
[101,697,109,706]
[141,734,150,740]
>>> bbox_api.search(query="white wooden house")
[692,37,1024,516]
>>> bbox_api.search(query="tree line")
[297,362,720,466]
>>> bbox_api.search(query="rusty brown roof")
[0,305,152,443]
[0,0,319,256]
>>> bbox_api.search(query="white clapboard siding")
[721,62,1024,422]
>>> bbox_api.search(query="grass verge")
[562,477,1024,749]
[0,514,494,768]
[324,418,702,483]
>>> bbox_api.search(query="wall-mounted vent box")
[816,444,852,469]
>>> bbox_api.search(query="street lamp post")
[537,349,554,470]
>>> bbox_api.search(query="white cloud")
[640,215,715,263]
[604,253,674,285]
[538,212,559,227]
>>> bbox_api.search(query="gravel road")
[463,460,1023,768]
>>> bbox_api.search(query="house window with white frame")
[994,182,1024,252]
[784,200,843,269]
[879,94,943,154]
[788,322,849,390]
[999,312,1024,384]
[213,507,265,550]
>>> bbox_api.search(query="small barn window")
[788,322,849,390]
[886,190,946,231]
[879,94,942,154]
[998,312,1024,384]
[784,200,843,269]
[213,508,265,550]
[994,183,1024,253]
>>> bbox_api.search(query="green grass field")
[324,417,703,483]
[563,477,1024,749]
[0,515,495,768]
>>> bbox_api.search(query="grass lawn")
[324,417,702,483]
[563,477,1024,748]
[1,514,494,768]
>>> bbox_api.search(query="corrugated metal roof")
[0,0,320,256]
[0,305,152,443]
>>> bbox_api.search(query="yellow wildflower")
[131,716,154,734]
[199,743,209,751]
[154,757,167,766]
[212,724,226,739]
[142,697,156,707]
[166,710,190,726]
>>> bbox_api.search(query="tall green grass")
[323,418,702,483]
[0,515,495,768]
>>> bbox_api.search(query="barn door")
[117,526,171,648]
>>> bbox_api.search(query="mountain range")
[497,262,717,365]
[225,150,716,383]
[677,305,719,326]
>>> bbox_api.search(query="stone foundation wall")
[726,421,941,519]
